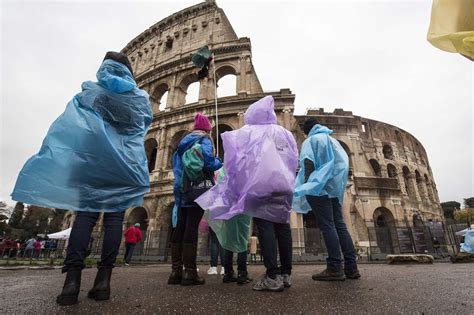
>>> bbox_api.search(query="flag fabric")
[192,46,214,79]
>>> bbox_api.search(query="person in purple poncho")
[196,96,298,292]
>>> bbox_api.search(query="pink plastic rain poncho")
[196,96,298,225]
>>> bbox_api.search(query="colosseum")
[63,0,444,259]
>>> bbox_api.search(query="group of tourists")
[11,52,359,306]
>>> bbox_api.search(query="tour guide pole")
[211,53,219,157]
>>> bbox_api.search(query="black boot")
[56,268,81,306]
[168,243,183,285]
[181,243,205,286]
[87,267,112,301]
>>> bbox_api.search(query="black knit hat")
[103,51,134,76]
[303,118,320,135]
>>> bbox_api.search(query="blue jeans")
[209,229,224,267]
[254,218,292,278]
[124,243,136,263]
[306,196,357,271]
[222,249,247,274]
[63,211,124,272]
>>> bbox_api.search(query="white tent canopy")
[47,227,71,240]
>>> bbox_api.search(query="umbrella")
[427,0,474,60]
[47,227,72,240]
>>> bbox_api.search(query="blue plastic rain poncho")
[292,124,349,214]
[196,96,299,225]
[11,60,152,212]
[460,229,474,254]
[172,130,222,208]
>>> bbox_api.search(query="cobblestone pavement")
[0,263,472,314]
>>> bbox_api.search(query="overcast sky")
[1,0,472,207]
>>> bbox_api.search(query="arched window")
[369,159,382,177]
[338,140,353,177]
[216,65,238,97]
[167,130,189,169]
[185,82,200,104]
[212,124,233,160]
[373,207,396,254]
[383,144,394,160]
[402,166,412,196]
[152,83,169,113]
[387,164,397,178]
[144,138,158,173]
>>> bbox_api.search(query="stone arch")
[369,159,382,177]
[373,207,396,254]
[402,166,413,196]
[387,163,397,178]
[144,138,158,173]
[383,144,394,160]
[338,140,353,177]
[424,174,435,202]
[216,64,238,97]
[176,72,200,106]
[167,130,189,169]
[127,207,149,231]
[212,124,234,160]
[151,82,170,112]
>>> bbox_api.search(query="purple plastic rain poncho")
[195,96,298,224]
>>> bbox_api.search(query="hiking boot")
[87,267,112,301]
[236,271,253,285]
[167,243,183,285]
[344,268,361,279]
[181,243,205,286]
[252,275,284,292]
[56,268,81,306]
[223,271,237,283]
[282,274,292,288]
[312,269,345,281]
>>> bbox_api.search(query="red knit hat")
[193,113,212,132]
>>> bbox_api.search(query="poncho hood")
[244,95,277,125]
[308,124,333,137]
[96,59,136,93]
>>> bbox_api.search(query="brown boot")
[168,243,183,285]
[181,243,205,285]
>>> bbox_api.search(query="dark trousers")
[124,243,136,263]
[222,248,247,274]
[209,229,224,267]
[63,211,124,272]
[306,195,357,271]
[254,218,292,279]
[171,204,204,244]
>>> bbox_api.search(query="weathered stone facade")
[62,0,444,255]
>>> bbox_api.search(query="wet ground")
[0,263,472,314]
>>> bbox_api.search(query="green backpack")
[181,140,206,184]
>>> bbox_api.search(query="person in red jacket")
[124,223,142,266]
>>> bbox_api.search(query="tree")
[454,208,474,224]
[20,205,54,238]
[0,201,13,237]
[463,197,474,208]
[441,201,461,220]
[8,202,24,228]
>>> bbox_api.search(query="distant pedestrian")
[24,238,35,258]
[34,239,42,259]
[124,223,143,265]
[293,118,360,281]
[249,234,258,263]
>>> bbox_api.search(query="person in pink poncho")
[196,95,298,292]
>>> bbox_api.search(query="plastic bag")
[11,60,152,212]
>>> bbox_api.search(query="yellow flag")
[427,0,474,60]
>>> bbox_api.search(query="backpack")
[180,136,215,203]
[182,141,206,183]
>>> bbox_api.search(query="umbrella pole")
[212,54,219,157]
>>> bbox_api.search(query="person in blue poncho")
[293,118,360,281]
[167,113,222,286]
[11,52,152,305]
